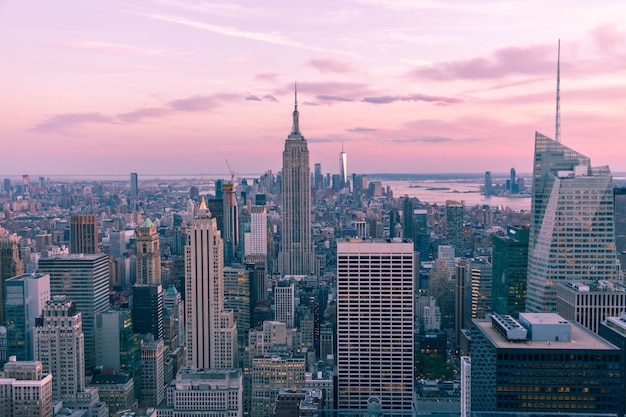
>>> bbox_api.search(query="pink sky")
[1,0,625,176]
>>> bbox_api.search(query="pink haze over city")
[1,0,625,176]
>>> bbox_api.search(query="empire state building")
[278,89,315,276]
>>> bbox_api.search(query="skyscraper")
[222,182,239,265]
[445,200,464,257]
[339,143,348,189]
[484,171,492,196]
[38,254,110,373]
[278,90,315,276]
[70,214,99,254]
[135,218,161,285]
[492,225,529,317]
[526,133,620,312]
[34,295,85,401]
[0,234,24,324]
[4,273,50,360]
[185,198,237,369]
[336,238,414,411]
[130,172,138,198]
[245,204,267,256]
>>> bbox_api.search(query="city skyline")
[1,1,625,175]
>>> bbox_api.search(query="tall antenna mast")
[555,39,561,143]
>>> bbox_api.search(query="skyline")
[2,1,626,175]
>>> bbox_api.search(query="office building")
[0,359,53,417]
[38,254,110,373]
[484,171,492,196]
[156,367,242,417]
[339,144,348,189]
[135,218,161,285]
[132,284,163,339]
[273,387,323,416]
[130,172,138,198]
[556,280,626,334]
[4,273,50,360]
[163,285,185,350]
[245,205,267,256]
[185,198,237,369]
[34,295,85,401]
[445,200,464,257]
[251,355,306,417]
[491,225,529,317]
[0,234,24,325]
[274,279,295,328]
[141,338,165,408]
[527,132,620,312]
[314,163,323,191]
[336,238,414,411]
[70,214,99,254]
[224,266,250,346]
[278,91,315,276]
[89,373,136,416]
[464,259,492,328]
[222,182,239,265]
[472,313,623,414]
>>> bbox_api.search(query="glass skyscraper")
[526,132,620,312]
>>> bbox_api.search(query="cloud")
[262,95,279,102]
[246,95,262,101]
[309,58,355,73]
[275,81,373,100]
[362,93,463,104]
[118,107,174,123]
[316,95,355,102]
[255,73,278,82]
[59,41,190,57]
[392,136,455,143]
[307,137,334,143]
[31,112,116,132]
[169,94,231,111]
[411,44,554,80]
[347,127,377,133]
[592,24,626,54]
[136,12,348,54]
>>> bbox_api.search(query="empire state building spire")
[291,83,301,136]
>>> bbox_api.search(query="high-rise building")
[0,359,53,417]
[274,279,295,328]
[4,273,50,360]
[130,172,138,198]
[599,312,626,417]
[141,338,165,408]
[445,200,464,257]
[556,280,626,334]
[245,205,267,256]
[472,313,623,414]
[339,143,348,189]
[70,214,99,254]
[527,133,620,312]
[38,254,110,373]
[464,260,492,329]
[163,285,185,350]
[509,167,517,193]
[615,187,626,266]
[132,284,164,339]
[278,90,315,276]
[491,225,529,317]
[484,171,492,196]
[402,196,414,241]
[34,295,85,401]
[135,218,161,285]
[0,234,25,325]
[336,238,414,411]
[223,266,250,346]
[314,163,323,191]
[222,182,239,265]
[251,355,306,417]
[185,198,237,369]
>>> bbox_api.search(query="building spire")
[555,39,561,143]
[291,82,300,136]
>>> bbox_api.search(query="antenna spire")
[291,82,300,136]
[555,39,561,143]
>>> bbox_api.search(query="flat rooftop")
[475,319,617,351]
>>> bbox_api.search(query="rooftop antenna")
[555,39,561,143]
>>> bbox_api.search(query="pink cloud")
[362,93,463,104]
[255,73,278,82]
[31,112,116,132]
[117,107,174,123]
[411,44,554,80]
[591,24,626,54]
[309,58,355,73]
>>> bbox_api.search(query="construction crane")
[225,158,235,183]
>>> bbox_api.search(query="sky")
[1,0,626,177]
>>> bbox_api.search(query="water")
[385,179,531,212]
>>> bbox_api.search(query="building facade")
[336,238,414,411]
[70,214,99,254]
